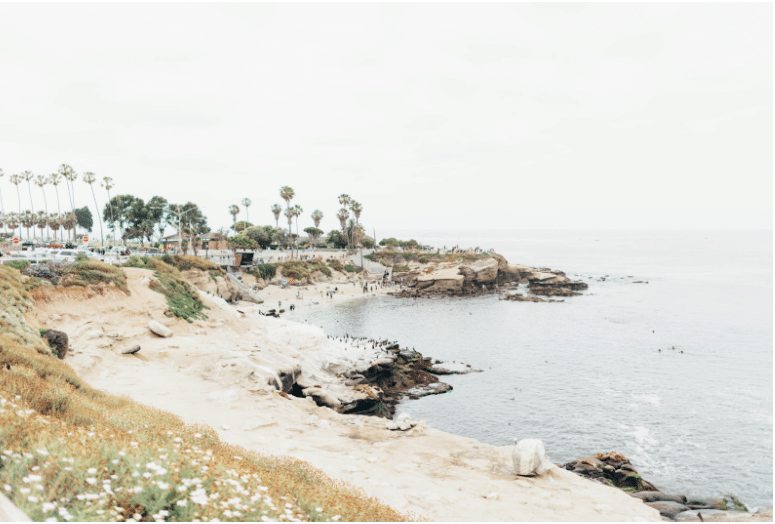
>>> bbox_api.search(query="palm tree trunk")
[26,182,35,240]
[15,186,21,239]
[106,190,114,243]
[53,186,61,243]
[0,187,5,237]
[90,185,104,247]
[40,189,48,241]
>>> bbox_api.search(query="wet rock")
[512,439,552,476]
[563,451,657,492]
[632,492,687,505]
[121,345,141,355]
[685,495,746,512]
[646,501,690,519]
[43,330,69,359]
[148,321,173,338]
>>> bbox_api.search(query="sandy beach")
[33,267,660,521]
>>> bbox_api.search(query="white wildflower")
[176,500,187,507]
[157,482,170,490]
[42,502,56,512]
[143,472,152,478]
[88,468,97,474]
[19,488,30,494]
[86,478,97,485]
[27,496,39,502]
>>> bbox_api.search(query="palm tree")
[5,212,19,241]
[59,164,78,241]
[62,212,76,241]
[271,204,282,227]
[48,173,63,228]
[9,174,22,238]
[101,176,115,243]
[337,208,349,247]
[279,187,295,237]
[350,201,363,226]
[36,211,48,239]
[20,171,35,239]
[49,213,62,242]
[0,168,5,237]
[229,205,240,229]
[21,211,34,240]
[34,174,49,241]
[292,205,303,237]
[338,194,351,208]
[241,198,252,223]
[83,172,103,247]
[311,209,323,228]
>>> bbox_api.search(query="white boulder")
[512,438,552,476]
[148,321,173,338]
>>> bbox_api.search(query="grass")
[275,261,333,281]
[61,259,129,294]
[392,265,410,273]
[5,259,31,270]
[250,264,277,280]
[120,257,210,322]
[0,262,408,522]
[342,264,362,274]
[326,260,343,272]
[163,255,225,279]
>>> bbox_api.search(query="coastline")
[22,251,770,521]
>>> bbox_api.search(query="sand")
[35,268,660,522]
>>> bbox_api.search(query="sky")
[0,2,772,236]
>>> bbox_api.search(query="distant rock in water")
[43,329,69,359]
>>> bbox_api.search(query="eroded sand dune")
[35,268,660,521]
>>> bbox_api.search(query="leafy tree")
[103,194,136,244]
[362,238,375,249]
[304,226,323,247]
[232,220,253,233]
[326,229,347,249]
[379,237,400,247]
[75,206,93,233]
[147,196,168,241]
[242,225,283,250]
[228,234,257,253]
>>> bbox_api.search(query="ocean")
[290,230,773,508]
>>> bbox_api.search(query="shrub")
[5,259,30,270]
[123,255,150,268]
[393,265,409,273]
[251,263,277,280]
[327,259,344,272]
[62,259,128,293]
[168,255,225,276]
[343,264,363,273]
[418,256,429,264]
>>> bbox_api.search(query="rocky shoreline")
[386,254,589,300]
[562,451,772,522]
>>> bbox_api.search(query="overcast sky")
[0,3,771,235]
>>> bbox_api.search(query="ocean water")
[290,230,773,508]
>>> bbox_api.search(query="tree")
[49,213,62,242]
[48,173,63,238]
[336,208,349,247]
[379,237,400,247]
[82,172,103,246]
[75,206,93,233]
[228,234,257,254]
[293,204,303,237]
[271,203,282,227]
[21,211,34,239]
[36,211,48,238]
[311,209,323,228]
[362,237,375,249]
[9,174,22,239]
[178,202,208,256]
[279,186,295,255]
[58,164,78,241]
[326,229,347,249]
[21,171,35,238]
[304,226,323,247]
[283,208,294,242]
[241,198,252,223]
[5,212,19,240]
[101,176,115,242]
[350,201,363,226]
[147,196,168,241]
[232,220,253,233]
[228,204,239,228]
[104,194,136,244]
[34,174,50,240]
[242,225,284,250]
[338,194,351,208]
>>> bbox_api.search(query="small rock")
[85,330,103,339]
[43,329,69,359]
[512,438,552,476]
[194,329,207,335]
[385,421,399,430]
[646,501,690,519]
[148,321,173,338]
[366,456,378,463]
[397,421,412,431]
[486,493,500,500]
[221,425,230,431]
[121,345,141,355]
[106,332,124,339]
[396,412,413,422]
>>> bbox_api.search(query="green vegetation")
[276,260,333,281]
[250,263,277,280]
[121,257,209,322]
[343,264,363,274]
[0,266,407,522]
[392,265,410,273]
[62,257,128,293]
[327,259,344,272]
[418,256,429,264]
[5,259,31,270]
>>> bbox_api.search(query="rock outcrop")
[388,255,587,299]
[181,269,241,302]
[512,439,553,476]
[562,451,657,492]
[43,329,69,359]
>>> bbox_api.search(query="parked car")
[52,249,81,263]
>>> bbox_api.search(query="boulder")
[645,501,690,519]
[631,492,687,505]
[43,330,69,360]
[121,345,141,355]
[148,321,173,338]
[512,439,552,476]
